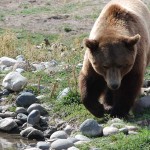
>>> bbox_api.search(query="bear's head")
[85,34,140,90]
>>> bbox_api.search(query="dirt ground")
[0,0,149,36]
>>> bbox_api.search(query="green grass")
[78,129,150,150]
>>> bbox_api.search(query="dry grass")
[0,30,18,58]
[0,30,84,65]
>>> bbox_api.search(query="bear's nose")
[110,83,119,90]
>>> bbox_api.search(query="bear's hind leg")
[79,73,106,118]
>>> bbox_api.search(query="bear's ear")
[124,34,141,47]
[84,38,99,51]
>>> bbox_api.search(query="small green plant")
[61,90,81,105]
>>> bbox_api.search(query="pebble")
[75,134,91,141]
[16,107,28,114]
[125,125,139,131]
[51,139,74,150]
[68,146,80,150]
[50,130,68,140]
[103,126,119,136]
[36,141,50,150]
[64,125,73,135]
[80,119,103,137]
[57,87,70,100]
[27,110,40,126]
[27,103,48,116]
[17,113,28,122]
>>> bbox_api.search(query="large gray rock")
[27,103,48,116]
[0,118,18,131]
[51,139,74,150]
[2,71,27,92]
[27,110,40,126]
[80,119,103,137]
[133,96,150,113]
[16,92,37,107]
[0,56,17,67]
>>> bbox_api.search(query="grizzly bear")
[79,0,150,118]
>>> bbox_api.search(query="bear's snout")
[108,82,120,90]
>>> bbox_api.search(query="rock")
[108,118,122,124]
[75,134,91,141]
[4,66,13,71]
[27,103,48,116]
[67,137,79,143]
[76,63,83,68]
[2,72,27,92]
[16,92,37,107]
[27,110,40,126]
[50,130,68,140]
[44,127,57,138]
[17,113,27,122]
[80,119,103,137]
[125,125,139,131]
[36,95,45,100]
[32,63,45,71]
[103,127,119,136]
[14,119,24,126]
[16,68,25,73]
[51,139,74,150]
[119,128,128,135]
[68,146,80,150]
[0,118,18,131]
[0,89,12,96]
[25,148,41,150]
[27,129,44,140]
[57,87,70,100]
[16,55,25,62]
[128,131,138,135]
[13,61,35,71]
[37,141,50,150]
[64,125,73,135]
[0,112,17,118]
[0,56,17,67]
[16,107,28,114]
[20,127,35,137]
[133,96,150,113]
[74,141,89,145]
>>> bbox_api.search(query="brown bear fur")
[79,0,150,118]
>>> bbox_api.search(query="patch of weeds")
[24,85,40,96]
[59,91,80,105]
[8,106,16,112]
[64,26,72,32]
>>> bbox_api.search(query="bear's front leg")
[79,72,106,118]
[110,73,143,118]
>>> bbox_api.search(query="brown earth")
[0,0,149,38]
